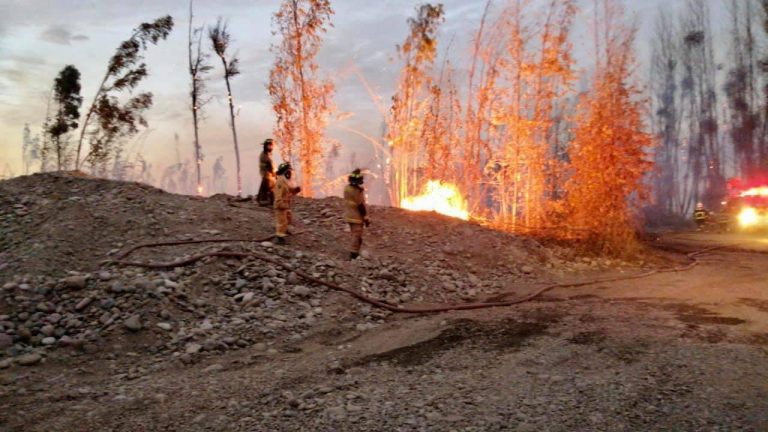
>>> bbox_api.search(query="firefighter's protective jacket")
[259,151,274,177]
[275,175,298,210]
[694,209,708,221]
[344,184,367,224]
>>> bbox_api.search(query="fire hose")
[104,238,733,314]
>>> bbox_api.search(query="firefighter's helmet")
[277,162,292,176]
[348,168,364,186]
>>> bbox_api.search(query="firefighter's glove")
[364,218,371,227]
[292,187,301,194]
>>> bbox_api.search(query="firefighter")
[256,139,276,206]
[693,202,709,230]
[344,169,370,260]
[274,162,301,244]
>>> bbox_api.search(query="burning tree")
[45,65,83,170]
[489,0,577,229]
[209,18,242,196]
[461,0,503,215]
[268,0,335,197]
[188,0,212,195]
[565,1,652,254]
[74,16,174,171]
[386,3,445,206]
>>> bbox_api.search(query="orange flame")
[401,180,470,220]
[197,185,204,196]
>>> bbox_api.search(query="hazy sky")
[0,0,725,193]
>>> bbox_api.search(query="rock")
[378,269,397,281]
[292,286,311,297]
[98,271,113,281]
[287,272,301,285]
[203,340,219,352]
[326,405,347,420]
[110,281,125,293]
[0,358,12,369]
[17,327,31,340]
[41,337,56,345]
[17,353,42,366]
[203,363,224,373]
[66,319,82,329]
[521,265,534,275]
[260,278,275,290]
[185,343,203,354]
[2,282,18,291]
[156,322,172,331]
[516,423,536,432]
[40,325,55,337]
[235,279,247,289]
[59,336,84,348]
[36,302,51,313]
[123,315,143,332]
[234,292,255,304]
[75,297,92,311]
[134,278,153,291]
[0,333,13,349]
[61,275,87,290]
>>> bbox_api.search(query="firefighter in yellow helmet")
[344,169,370,259]
[274,162,301,244]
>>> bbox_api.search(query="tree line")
[18,0,672,254]
[650,0,768,217]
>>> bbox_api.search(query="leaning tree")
[74,16,174,172]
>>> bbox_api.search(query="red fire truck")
[723,177,768,231]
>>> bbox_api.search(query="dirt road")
[1,230,765,431]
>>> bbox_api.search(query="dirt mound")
[0,172,585,365]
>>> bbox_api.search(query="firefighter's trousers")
[275,209,292,238]
[349,222,364,253]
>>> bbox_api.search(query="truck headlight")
[738,207,759,227]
